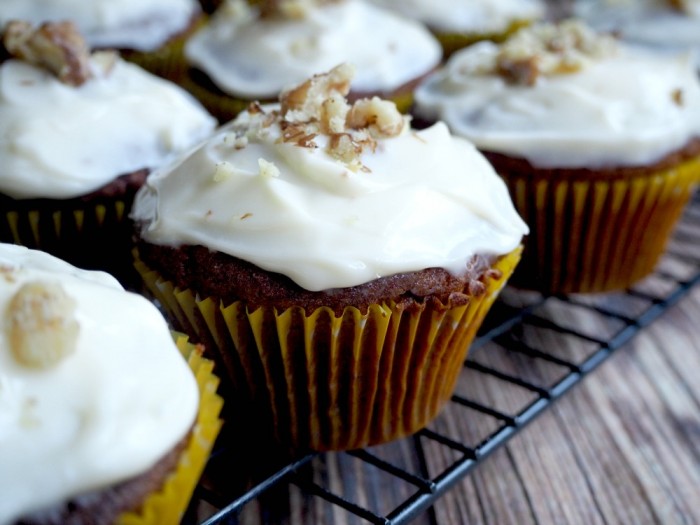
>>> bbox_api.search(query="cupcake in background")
[0,21,217,288]
[0,243,223,525]
[182,0,442,122]
[573,0,700,68]
[132,63,528,452]
[413,20,700,294]
[0,0,204,79]
[368,0,547,57]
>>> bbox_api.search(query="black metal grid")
[186,191,700,525]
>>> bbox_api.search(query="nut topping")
[3,20,93,86]
[7,281,80,369]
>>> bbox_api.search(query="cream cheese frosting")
[0,0,201,51]
[413,21,700,168]
[367,0,545,34]
[574,0,700,65]
[184,0,442,99]
[132,65,528,292]
[0,53,217,200]
[0,243,199,524]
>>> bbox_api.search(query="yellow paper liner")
[117,335,224,525]
[500,156,700,294]
[135,247,522,452]
[436,18,532,58]
[0,199,140,288]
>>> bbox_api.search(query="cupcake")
[413,20,700,294]
[131,63,528,452]
[573,0,700,68]
[0,0,204,79]
[0,21,217,288]
[368,0,547,57]
[0,243,223,525]
[181,0,442,122]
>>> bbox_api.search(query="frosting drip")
[184,0,442,99]
[0,54,216,199]
[0,243,199,524]
[0,0,200,51]
[413,23,700,168]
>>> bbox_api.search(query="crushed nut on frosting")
[462,20,618,86]
[274,63,405,168]
[2,20,93,86]
[7,281,80,369]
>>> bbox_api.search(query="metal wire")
[189,193,700,525]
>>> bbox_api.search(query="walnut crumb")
[483,20,617,86]
[275,64,405,167]
[672,88,684,106]
[2,20,93,86]
[7,281,80,369]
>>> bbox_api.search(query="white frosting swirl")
[574,0,700,66]
[132,108,528,291]
[413,37,700,168]
[0,243,198,524]
[0,0,201,51]
[367,0,544,34]
[184,0,442,99]
[0,54,217,199]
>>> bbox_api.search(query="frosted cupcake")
[0,243,223,525]
[574,0,700,68]
[368,0,546,57]
[182,0,442,121]
[414,20,700,294]
[132,64,528,452]
[0,0,203,79]
[0,21,217,287]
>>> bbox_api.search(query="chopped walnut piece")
[7,281,80,369]
[3,20,93,86]
[347,97,405,138]
[264,64,404,167]
[280,63,354,122]
[673,88,684,106]
[474,20,618,86]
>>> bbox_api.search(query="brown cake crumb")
[2,20,93,86]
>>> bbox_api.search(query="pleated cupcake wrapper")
[502,156,700,294]
[1,200,139,287]
[118,334,224,525]
[135,247,521,452]
[436,18,532,58]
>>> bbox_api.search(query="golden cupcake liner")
[135,247,522,452]
[501,156,700,294]
[436,18,532,58]
[118,334,224,525]
[0,199,138,288]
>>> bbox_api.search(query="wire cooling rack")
[184,192,700,525]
